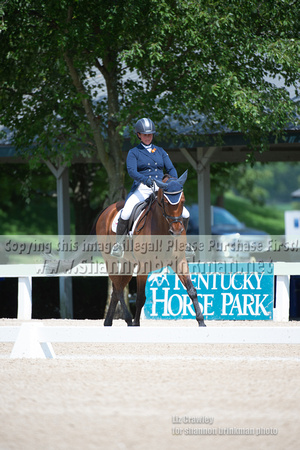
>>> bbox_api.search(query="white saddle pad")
[112,210,122,233]
[112,209,144,235]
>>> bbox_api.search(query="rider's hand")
[145,177,154,188]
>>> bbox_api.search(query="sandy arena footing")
[0,318,299,450]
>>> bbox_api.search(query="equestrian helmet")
[135,118,156,135]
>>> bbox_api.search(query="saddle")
[112,193,156,234]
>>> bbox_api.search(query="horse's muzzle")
[169,223,185,235]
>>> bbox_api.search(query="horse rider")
[111,117,191,257]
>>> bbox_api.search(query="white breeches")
[120,183,190,221]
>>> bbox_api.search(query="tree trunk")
[63,51,125,205]
[70,164,99,236]
[215,194,225,208]
[64,49,128,319]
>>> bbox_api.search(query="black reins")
[135,184,185,234]
[135,193,156,233]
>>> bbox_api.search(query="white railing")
[1,322,300,359]
[0,263,107,321]
[0,262,297,322]
[0,262,299,359]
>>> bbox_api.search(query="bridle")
[158,189,185,235]
[135,181,186,235]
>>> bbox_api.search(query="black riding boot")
[183,217,195,259]
[111,217,129,257]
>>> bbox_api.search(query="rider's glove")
[145,177,154,188]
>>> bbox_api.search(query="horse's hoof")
[132,322,140,327]
[198,321,206,327]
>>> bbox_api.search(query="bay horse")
[95,171,206,327]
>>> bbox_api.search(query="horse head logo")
[148,269,170,287]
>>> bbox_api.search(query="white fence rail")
[1,263,299,359]
[0,262,298,322]
[1,323,300,359]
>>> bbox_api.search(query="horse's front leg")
[104,285,118,326]
[177,260,206,327]
[182,275,206,327]
[132,274,148,326]
[104,276,133,327]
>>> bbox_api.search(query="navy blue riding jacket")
[127,143,178,194]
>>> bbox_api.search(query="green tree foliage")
[0,164,57,233]
[243,162,300,204]
[0,0,299,205]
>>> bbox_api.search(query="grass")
[0,190,288,236]
[0,197,59,235]
[223,192,285,235]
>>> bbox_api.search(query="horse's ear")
[178,170,188,186]
[155,179,166,189]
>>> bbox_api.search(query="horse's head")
[155,170,188,235]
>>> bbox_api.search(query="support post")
[274,275,290,322]
[56,163,71,237]
[179,147,216,236]
[197,148,212,235]
[45,160,73,319]
[17,276,32,320]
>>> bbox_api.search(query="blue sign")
[144,263,274,320]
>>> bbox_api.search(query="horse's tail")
[89,206,109,235]
[43,207,109,274]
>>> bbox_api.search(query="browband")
[164,189,183,195]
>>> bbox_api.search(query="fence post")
[10,323,56,359]
[274,275,290,322]
[17,277,32,320]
